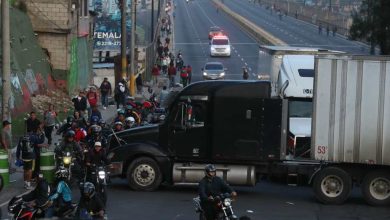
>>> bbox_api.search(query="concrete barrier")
[212,0,286,46]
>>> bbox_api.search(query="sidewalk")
[0,105,117,208]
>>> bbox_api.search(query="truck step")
[287,173,298,186]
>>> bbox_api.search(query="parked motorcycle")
[193,193,238,220]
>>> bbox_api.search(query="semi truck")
[108,55,390,205]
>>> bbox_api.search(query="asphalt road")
[173,0,260,81]
[105,178,390,220]
[221,0,372,55]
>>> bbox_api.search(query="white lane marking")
[195,1,216,26]
[183,0,206,56]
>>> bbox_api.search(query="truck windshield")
[212,39,229,45]
[289,100,312,118]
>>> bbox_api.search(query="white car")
[210,35,231,57]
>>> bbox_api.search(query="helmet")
[143,101,153,109]
[117,109,125,115]
[114,121,123,126]
[98,119,106,126]
[91,125,102,134]
[91,116,99,124]
[82,182,95,198]
[205,164,216,175]
[67,116,74,124]
[65,130,75,138]
[125,117,135,126]
[94,141,102,147]
[55,168,69,179]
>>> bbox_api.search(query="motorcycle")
[55,148,76,183]
[91,165,110,205]
[193,193,238,220]
[8,196,45,220]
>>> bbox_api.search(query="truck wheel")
[313,167,352,204]
[127,157,162,191]
[361,171,390,206]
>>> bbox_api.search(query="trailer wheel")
[126,157,162,191]
[361,171,390,206]
[313,167,352,204]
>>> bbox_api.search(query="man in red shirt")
[152,64,160,85]
[86,87,98,118]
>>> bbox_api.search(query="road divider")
[212,0,286,46]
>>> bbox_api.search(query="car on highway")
[208,26,224,40]
[210,35,231,57]
[202,62,226,80]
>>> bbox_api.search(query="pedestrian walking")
[114,79,128,109]
[326,25,330,37]
[186,65,192,84]
[159,86,169,108]
[99,77,112,109]
[152,64,161,85]
[16,135,35,189]
[26,111,41,133]
[332,25,337,37]
[86,87,99,117]
[31,124,47,179]
[318,23,323,35]
[1,120,14,174]
[43,104,58,145]
[162,56,169,75]
[165,37,171,47]
[168,63,177,87]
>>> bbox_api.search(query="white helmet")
[125,117,135,126]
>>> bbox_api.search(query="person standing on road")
[326,25,330,37]
[159,86,170,109]
[16,135,35,189]
[43,104,58,145]
[152,64,160,85]
[99,77,112,110]
[318,23,322,35]
[26,112,41,133]
[72,91,88,117]
[1,120,13,173]
[168,63,177,87]
[31,125,47,180]
[86,87,99,117]
[332,25,337,37]
[136,74,143,94]
[186,65,192,84]
[114,79,128,109]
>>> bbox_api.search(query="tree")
[349,0,390,55]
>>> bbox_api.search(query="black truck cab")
[108,81,282,191]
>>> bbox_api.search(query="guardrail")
[212,0,286,46]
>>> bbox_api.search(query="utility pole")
[129,0,136,96]
[2,0,11,124]
[151,0,154,42]
[121,0,128,82]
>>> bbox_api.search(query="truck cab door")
[168,99,209,160]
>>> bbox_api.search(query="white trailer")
[306,55,390,205]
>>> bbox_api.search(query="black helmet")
[65,130,75,138]
[91,125,102,134]
[55,168,69,180]
[98,119,106,126]
[83,182,95,198]
[67,116,74,124]
[205,164,216,173]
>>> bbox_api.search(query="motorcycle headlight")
[220,72,225,77]
[98,170,106,179]
[63,156,71,165]
[203,72,208,76]
[223,198,231,206]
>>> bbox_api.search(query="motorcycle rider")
[56,116,74,136]
[180,66,189,87]
[46,168,73,217]
[198,164,237,220]
[21,173,51,216]
[77,182,105,219]
[113,121,124,132]
[55,130,84,179]
[242,66,249,80]
[124,117,136,129]
[85,141,111,181]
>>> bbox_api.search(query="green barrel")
[40,151,56,184]
[0,150,9,187]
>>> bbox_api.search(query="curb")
[212,0,286,46]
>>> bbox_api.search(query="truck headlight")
[203,72,208,76]
[98,170,106,179]
[223,198,231,206]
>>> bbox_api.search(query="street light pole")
[121,0,128,81]
[130,0,136,96]
[2,0,11,123]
